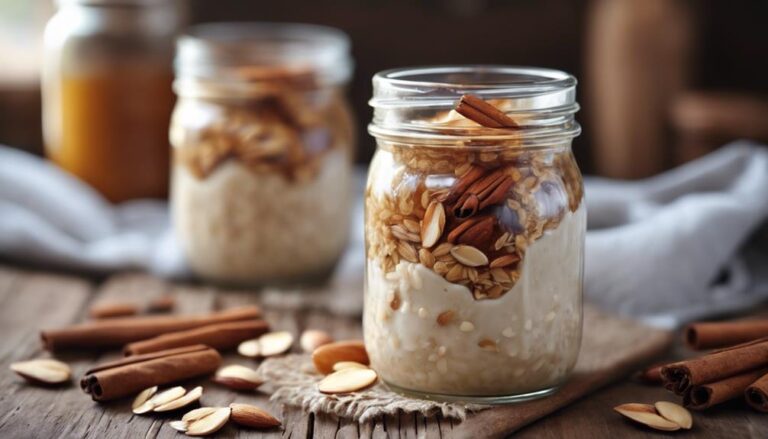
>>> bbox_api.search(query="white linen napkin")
[0,142,766,326]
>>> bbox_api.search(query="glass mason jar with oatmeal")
[170,23,355,286]
[364,66,585,403]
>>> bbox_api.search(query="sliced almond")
[135,386,186,414]
[229,403,281,429]
[258,331,294,357]
[185,407,231,436]
[237,339,260,358]
[213,365,263,390]
[300,329,334,353]
[10,359,71,385]
[182,407,220,423]
[154,386,203,412]
[614,403,681,431]
[489,254,520,268]
[654,401,692,429]
[450,245,489,267]
[312,340,369,374]
[332,361,369,372]
[318,368,378,394]
[420,201,445,248]
[132,386,158,410]
[169,420,189,432]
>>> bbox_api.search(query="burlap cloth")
[257,306,672,437]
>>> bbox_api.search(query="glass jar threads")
[170,23,355,286]
[364,66,585,403]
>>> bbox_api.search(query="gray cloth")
[1,142,766,326]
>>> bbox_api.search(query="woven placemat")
[258,306,673,434]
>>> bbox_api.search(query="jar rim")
[174,22,353,97]
[368,65,580,144]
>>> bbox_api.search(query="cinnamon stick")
[455,94,518,128]
[89,303,140,319]
[81,345,221,401]
[123,320,269,356]
[42,306,261,350]
[745,371,768,412]
[661,339,768,395]
[683,368,768,410]
[634,363,664,384]
[685,320,768,350]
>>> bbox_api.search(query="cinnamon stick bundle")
[685,320,768,350]
[746,372,768,412]
[123,320,269,356]
[683,368,768,410]
[81,345,221,401]
[661,339,768,395]
[42,306,261,350]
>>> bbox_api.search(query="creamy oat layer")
[364,204,585,395]
[172,150,350,285]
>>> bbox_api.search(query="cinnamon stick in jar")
[123,320,269,356]
[685,320,768,350]
[661,339,768,395]
[42,306,261,350]
[81,345,221,401]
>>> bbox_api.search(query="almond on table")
[10,358,71,385]
[312,340,369,374]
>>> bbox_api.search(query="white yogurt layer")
[364,203,586,396]
[172,150,351,285]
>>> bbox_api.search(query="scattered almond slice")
[230,403,281,429]
[258,331,294,357]
[332,361,369,372]
[614,403,681,432]
[300,329,333,353]
[132,386,158,410]
[312,340,369,374]
[134,386,187,414]
[182,407,220,423]
[169,420,189,432]
[318,367,378,394]
[154,386,203,412]
[10,359,71,385]
[654,401,692,429]
[421,201,445,248]
[237,339,260,358]
[213,365,263,390]
[185,407,231,436]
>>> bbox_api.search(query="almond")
[169,420,189,432]
[182,407,220,422]
[10,359,71,385]
[614,403,681,431]
[450,245,488,267]
[229,403,281,429]
[237,339,260,358]
[421,201,445,248]
[312,340,369,374]
[489,254,520,268]
[185,407,231,436]
[299,329,333,353]
[213,365,263,390]
[134,386,186,414]
[132,386,158,410]
[332,361,369,372]
[654,401,692,429]
[258,331,294,357]
[154,386,203,412]
[318,368,378,394]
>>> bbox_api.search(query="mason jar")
[42,0,181,202]
[170,23,355,287]
[364,66,585,403]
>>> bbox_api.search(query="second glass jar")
[170,23,355,286]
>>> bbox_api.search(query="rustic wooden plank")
[0,267,96,438]
[312,413,340,438]
[383,414,401,439]
[370,417,388,439]
[281,407,311,439]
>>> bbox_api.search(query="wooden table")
[1,263,766,438]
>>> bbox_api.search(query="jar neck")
[368,66,581,146]
[55,0,181,36]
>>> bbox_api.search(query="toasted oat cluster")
[172,79,351,182]
[365,144,583,300]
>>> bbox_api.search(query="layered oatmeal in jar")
[364,66,585,402]
[170,23,354,286]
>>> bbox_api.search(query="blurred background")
[1,0,768,179]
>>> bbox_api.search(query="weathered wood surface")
[1,264,767,438]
